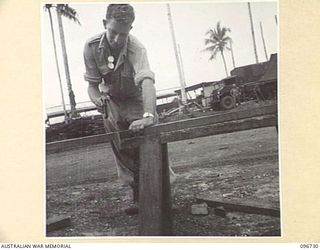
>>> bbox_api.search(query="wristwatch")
[143,112,154,118]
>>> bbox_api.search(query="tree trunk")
[221,51,229,77]
[229,40,236,69]
[48,7,68,123]
[57,8,77,117]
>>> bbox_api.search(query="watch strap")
[143,112,154,118]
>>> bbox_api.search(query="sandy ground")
[46,124,280,237]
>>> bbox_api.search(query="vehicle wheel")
[220,95,236,110]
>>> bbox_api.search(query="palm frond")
[220,28,226,38]
[203,44,218,53]
[209,48,219,60]
[213,33,221,42]
[44,4,52,11]
[220,27,230,39]
[216,21,221,34]
[204,38,216,46]
[205,28,214,36]
[203,45,219,60]
[222,36,231,43]
[57,4,81,25]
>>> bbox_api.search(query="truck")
[210,53,277,110]
[210,75,244,110]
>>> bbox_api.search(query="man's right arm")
[83,41,104,107]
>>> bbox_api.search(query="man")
[253,85,265,102]
[230,84,241,106]
[83,4,175,208]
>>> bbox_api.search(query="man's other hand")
[93,94,110,107]
[92,95,110,113]
[129,117,155,133]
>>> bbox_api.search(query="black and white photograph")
[43,1,279,237]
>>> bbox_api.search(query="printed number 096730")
[300,244,319,249]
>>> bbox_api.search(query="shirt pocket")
[94,47,112,76]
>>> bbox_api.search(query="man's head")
[103,4,135,50]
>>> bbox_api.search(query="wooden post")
[139,135,172,236]
[161,143,173,234]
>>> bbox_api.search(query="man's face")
[104,18,132,50]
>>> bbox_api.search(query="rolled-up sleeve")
[132,48,155,85]
[83,42,102,83]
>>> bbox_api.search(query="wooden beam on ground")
[139,136,172,235]
[196,196,280,217]
[46,215,71,232]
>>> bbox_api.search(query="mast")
[248,2,259,63]
[260,21,268,61]
[166,4,187,105]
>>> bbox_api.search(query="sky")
[41,1,277,111]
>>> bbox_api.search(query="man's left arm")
[129,78,157,133]
[129,46,157,133]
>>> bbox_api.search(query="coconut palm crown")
[56,4,81,25]
[204,21,232,77]
[45,4,80,24]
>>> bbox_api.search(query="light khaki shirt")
[83,32,154,101]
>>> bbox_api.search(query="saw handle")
[102,95,109,119]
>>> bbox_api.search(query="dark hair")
[106,4,135,24]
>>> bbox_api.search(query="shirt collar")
[98,33,106,50]
[98,33,128,70]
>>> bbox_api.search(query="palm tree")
[44,4,68,122]
[44,4,80,120]
[56,4,80,118]
[204,22,232,77]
